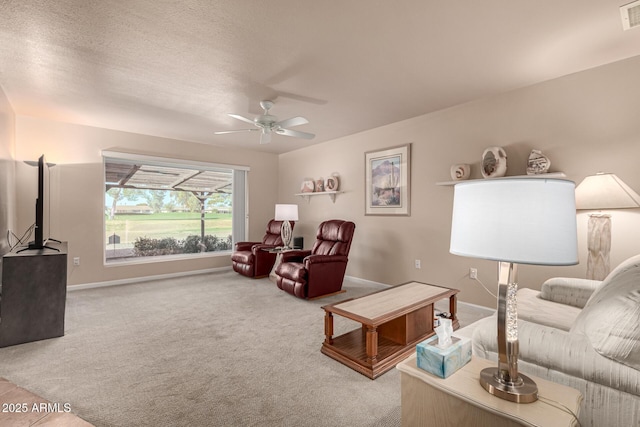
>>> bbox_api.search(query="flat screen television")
[27,154,52,250]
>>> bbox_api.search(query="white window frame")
[102,150,248,266]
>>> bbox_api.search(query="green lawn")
[105,212,232,248]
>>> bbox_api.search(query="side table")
[262,247,292,283]
[396,355,582,427]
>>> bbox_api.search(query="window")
[103,151,248,264]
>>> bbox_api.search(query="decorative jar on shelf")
[481,146,507,178]
[450,164,471,181]
[300,179,315,193]
[325,174,340,191]
[526,149,551,175]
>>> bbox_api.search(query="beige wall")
[8,56,640,301]
[279,56,640,308]
[14,116,279,285]
[0,85,16,257]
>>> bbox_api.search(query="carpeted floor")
[0,271,491,427]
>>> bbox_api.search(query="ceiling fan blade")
[260,131,272,144]
[275,116,308,129]
[276,128,315,140]
[214,129,259,135]
[228,113,256,125]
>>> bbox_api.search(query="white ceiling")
[1,1,640,154]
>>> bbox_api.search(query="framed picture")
[365,144,411,216]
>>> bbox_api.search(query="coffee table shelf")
[321,282,459,379]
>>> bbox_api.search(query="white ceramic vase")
[481,147,507,178]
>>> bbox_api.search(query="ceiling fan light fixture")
[260,130,272,145]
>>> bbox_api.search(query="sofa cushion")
[571,254,640,370]
[276,262,307,282]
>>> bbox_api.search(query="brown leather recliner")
[231,219,293,278]
[275,219,355,299]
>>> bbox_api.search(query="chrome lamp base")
[479,367,538,403]
[482,262,538,404]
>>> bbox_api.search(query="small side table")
[397,355,582,427]
[262,247,292,283]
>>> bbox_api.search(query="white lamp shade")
[275,204,299,221]
[450,178,578,266]
[575,173,640,210]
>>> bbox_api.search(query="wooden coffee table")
[321,281,459,379]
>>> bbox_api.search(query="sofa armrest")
[471,317,640,396]
[540,277,601,309]
[234,241,260,252]
[251,243,278,254]
[281,249,312,263]
[304,254,347,268]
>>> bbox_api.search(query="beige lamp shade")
[274,204,299,221]
[575,173,640,210]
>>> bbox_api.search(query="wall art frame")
[364,143,411,216]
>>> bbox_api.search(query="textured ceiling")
[1,1,640,154]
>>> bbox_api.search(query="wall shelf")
[295,190,343,203]
[436,172,566,186]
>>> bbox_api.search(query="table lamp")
[275,204,298,249]
[575,173,640,280]
[450,178,578,403]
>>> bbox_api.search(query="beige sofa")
[456,254,640,427]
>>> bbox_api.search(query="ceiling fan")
[214,100,315,144]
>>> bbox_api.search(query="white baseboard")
[68,266,233,291]
[344,275,391,288]
[457,300,495,314]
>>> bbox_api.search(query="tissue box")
[416,335,471,378]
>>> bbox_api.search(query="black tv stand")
[1,241,67,347]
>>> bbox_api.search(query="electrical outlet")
[415,259,421,269]
[469,268,478,279]
[73,257,80,266]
